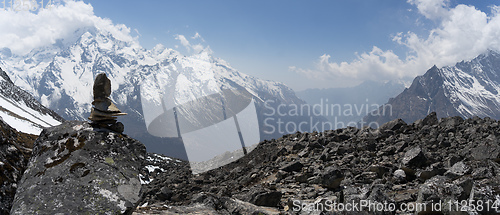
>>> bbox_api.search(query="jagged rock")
[317,166,344,189]
[439,115,464,132]
[0,119,36,214]
[444,161,470,179]
[421,111,438,126]
[378,118,407,132]
[10,121,146,214]
[418,163,446,181]
[417,175,474,214]
[471,142,500,160]
[280,160,303,172]
[401,146,427,168]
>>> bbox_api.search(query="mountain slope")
[0,68,63,134]
[0,27,325,160]
[364,50,500,125]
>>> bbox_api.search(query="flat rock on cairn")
[89,73,127,133]
[10,120,146,214]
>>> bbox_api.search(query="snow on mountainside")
[0,68,64,134]
[0,27,323,159]
[364,50,500,125]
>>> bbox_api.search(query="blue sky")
[87,0,421,89]
[2,0,500,90]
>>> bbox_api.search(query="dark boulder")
[0,119,36,214]
[280,160,303,172]
[318,166,344,189]
[11,121,146,214]
[401,146,427,168]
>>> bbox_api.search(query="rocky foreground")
[137,112,500,214]
[10,121,146,214]
[0,120,37,214]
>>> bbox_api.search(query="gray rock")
[444,161,470,179]
[378,118,407,132]
[401,146,427,168]
[393,169,406,183]
[421,111,438,127]
[10,121,146,215]
[471,143,500,160]
[318,166,344,189]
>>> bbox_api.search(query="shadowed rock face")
[11,121,146,215]
[0,119,37,214]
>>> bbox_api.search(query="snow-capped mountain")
[0,27,325,159]
[0,68,63,134]
[364,50,500,125]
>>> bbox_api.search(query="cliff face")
[11,121,146,214]
[0,119,37,214]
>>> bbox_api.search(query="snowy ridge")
[0,68,63,134]
[0,26,295,120]
[364,50,500,126]
[440,50,500,118]
[0,26,312,157]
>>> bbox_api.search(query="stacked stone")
[88,73,126,133]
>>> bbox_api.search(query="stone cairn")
[88,73,126,133]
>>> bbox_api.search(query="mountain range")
[0,27,325,160]
[365,50,500,126]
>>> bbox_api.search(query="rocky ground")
[136,112,500,214]
[10,121,146,214]
[0,119,37,214]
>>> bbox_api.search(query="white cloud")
[134,29,142,37]
[175,34,191,51]
[407,0,449,20]
[175,33,211,54]
[191,32,205,42]
[292,2,500,87]
[0,0,136,56]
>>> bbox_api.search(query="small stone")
[393,169,406,181]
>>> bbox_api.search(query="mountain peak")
[365,49,500,126]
